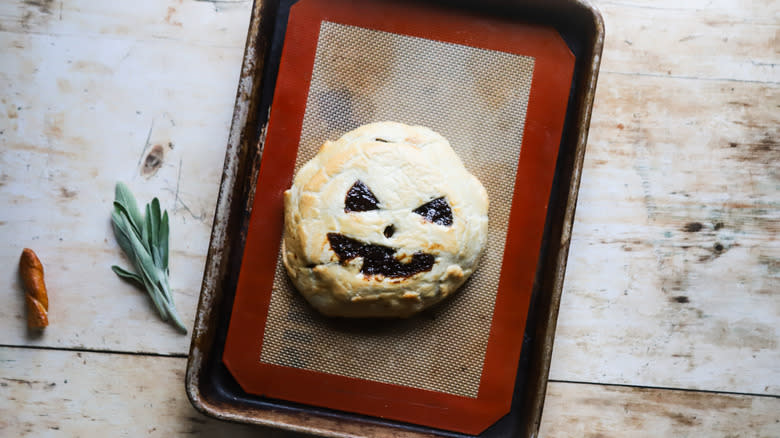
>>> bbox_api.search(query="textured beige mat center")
[260,21,534,398]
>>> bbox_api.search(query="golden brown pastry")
[282,122,488,317]
[19,248,49,329]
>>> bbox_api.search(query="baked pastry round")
[282,122,489,318]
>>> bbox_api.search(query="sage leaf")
[110,182,187,334]
[114,182,144,238]
[111,210,137,258]
[148,200,160,263]
[111,265,144,287]
[160,211,169,272]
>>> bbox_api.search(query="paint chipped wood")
[0,346,300,437]
[549,74,779,395]
[0,0,777,435]
[539,381,780,437]
[0,0,252,352]
[598,0,778,82]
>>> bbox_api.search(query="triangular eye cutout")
[413,197,453,226]
[345,180,380,212]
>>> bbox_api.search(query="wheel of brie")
[282,122,489,318]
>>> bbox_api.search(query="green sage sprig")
[110,182,187,333]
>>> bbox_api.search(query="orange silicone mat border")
[223,0,575,434]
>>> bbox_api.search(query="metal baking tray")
[185,0,604,436]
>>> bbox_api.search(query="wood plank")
[595,0,779,82]
[549,72,779,394]
[0,0,776,407]
[2,0,776,83]
[0,346,299,437]
[0,0,251,48]
[0,0,777,437]
[2,346,777,437]
[0,23,245,352]
[539,381,780,437]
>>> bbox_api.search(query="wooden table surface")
[1,0,777,436]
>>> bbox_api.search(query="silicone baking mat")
[223,0,574,434]
[262,20,534,398]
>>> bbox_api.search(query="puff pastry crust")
[282,122,488,317]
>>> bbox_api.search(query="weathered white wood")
[539,381,780,437]
[0,0,251,47]
[0,346,298,437]
[0,0,778,435]
[2,347,777,437]
[596,0,779,82]
[0,0,251,352]
[549,72,779,395]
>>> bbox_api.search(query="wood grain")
[1,347,776,437]
[539,381,780,437]
[549,72,779,395]
[0,0,251,47]
[0,346,299,437]
[598,0,779,82]
[0,0,777,435]
[0,0,251,352]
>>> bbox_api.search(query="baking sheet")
[186,0,604,436]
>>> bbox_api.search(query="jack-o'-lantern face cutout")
[326,180,454,278]
[283,122,488,318]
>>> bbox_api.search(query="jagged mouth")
[327,233,434,278]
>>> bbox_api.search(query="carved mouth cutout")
[326,180,453,278]
[327,233,434,278]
